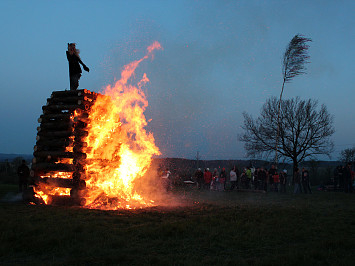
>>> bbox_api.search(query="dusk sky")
[0,0,354,160]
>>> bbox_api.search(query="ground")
[0,184,354,265]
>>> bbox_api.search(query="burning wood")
[31,41,162,209]
[31,89,95,205]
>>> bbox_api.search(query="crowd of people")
[193,165,292,193]
[191,164,353,194]
[333,163,354,193]
[18,160,354,195]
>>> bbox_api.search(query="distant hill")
[0,153,342,168]
[152,158,343,176]
[0,153,33,162]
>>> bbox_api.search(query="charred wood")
[35,138,74,148]
[72,171,86,181]
[74,120,89,129]
[34,151,87,159]
[51,89,97,99]
[38,121,73,131]
[73,146,87,153]
[74,129,88,137]
[47,95,93,105]
[32,162,76,172]
[38,113,72,123]
[42,104,90,113]
[37,130,73,138]
[36,177,86,189]
[32,156,58,164]
[49,195,86,206]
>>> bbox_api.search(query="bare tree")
[339,147,355,164]
[276,35,312,164]
[240,97,334,174]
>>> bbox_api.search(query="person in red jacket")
[273,171,280,192]
[66,43,90,90]
[203,168,212,190]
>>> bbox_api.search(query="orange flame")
[83,42,162,209]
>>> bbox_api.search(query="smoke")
[139,3,278,159]
[132,160,186,208]
[1,192,23,203]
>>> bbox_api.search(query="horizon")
[0,152,345,164]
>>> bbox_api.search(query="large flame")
[83,41,162,209]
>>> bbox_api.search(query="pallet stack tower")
[31,89,98,204]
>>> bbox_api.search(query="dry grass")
[0,185,354,265]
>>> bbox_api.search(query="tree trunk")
[292,158,298,183]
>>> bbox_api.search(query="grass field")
[0,184,354,265]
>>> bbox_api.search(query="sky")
[0,0,354,160]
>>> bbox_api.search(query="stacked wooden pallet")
[31,89,98,204]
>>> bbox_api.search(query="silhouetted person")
[338,165,344,190]
[268,165,277,192]
[343,163,353,193]
[194,168,204,189]
[293,168,301,194]
[279,169,287,193]
[333,165,342,189]
[220,167,227,190]
[66,43,89,90]
[259,167,267,192]
[17,160,29,192]
[302,168,312,194]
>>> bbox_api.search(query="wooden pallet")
[30,89,99,204]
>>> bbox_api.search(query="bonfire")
[31,42,162,210]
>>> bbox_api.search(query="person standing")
[161,168,171,192]
[268,165,277,192]
[279,169,287,193]
[17,160,30,193]
[230,166,237,191]
[203,168,212,190]
[293,168,302,194]
[245,167,252,189]
[219,168,227,191]
[194,168,204,189]
[273,171,280,192]
[343,163,353,193]
[302,168,312,194]
[211,168,219,191]
[240,169,247,189]
[66,43,90,90]
[253,168,260,190]
[259,167,267,192]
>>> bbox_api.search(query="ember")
[31,42,162,209]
